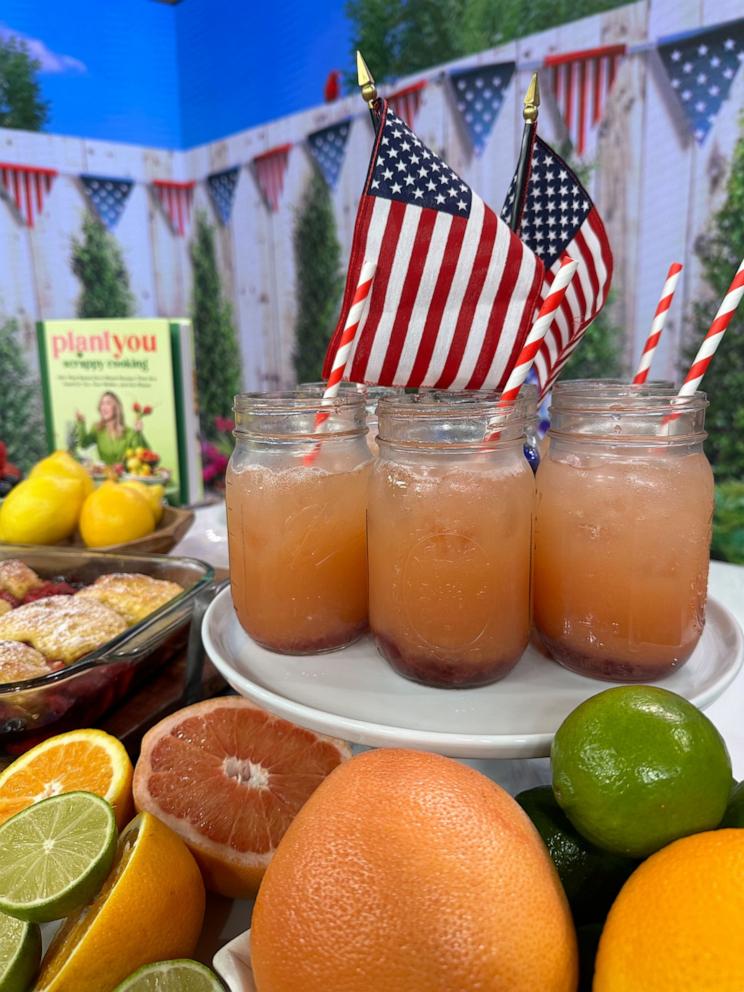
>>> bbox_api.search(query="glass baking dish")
[0,545,214,757]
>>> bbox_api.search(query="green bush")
[71,214,134,318]
[712,481,744,564]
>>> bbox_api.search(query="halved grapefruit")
[132,696,351,898]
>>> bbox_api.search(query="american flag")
[502,136,612,396]
[323,100,544,390]
[545,44,626,159]
[658,21,744,145]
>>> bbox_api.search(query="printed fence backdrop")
[1,0,743,391]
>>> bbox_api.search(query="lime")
[0,792,117,922]
[0,913,41,992]
[515,786,637,925]
[551,686,732,858]
[113,959,225,990]
[720,780,744,827]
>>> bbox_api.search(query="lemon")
[79,482,155,548]
[0,476,82,544]
[35,812,205,992]
[29,451,94,499]
[120,481,165,525]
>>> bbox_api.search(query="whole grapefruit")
[251,748,578,992]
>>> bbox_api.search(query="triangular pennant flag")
[449,62,515,155]
[80,174,133,229]
[306,119,351,188]
[387,80,427,129]
[0,163,56,227]
[152,179,195,236]
[544,43,626,158]
[658,19,744,145]
[251,144,292,212]
[207,166,240,224]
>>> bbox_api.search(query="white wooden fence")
[0,0,742,389]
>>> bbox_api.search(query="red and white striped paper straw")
[304,260,376,465]
[677,256,744,397]
[633,262,683,384]
[499,254,579,406]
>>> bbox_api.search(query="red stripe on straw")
[633,262,683,384]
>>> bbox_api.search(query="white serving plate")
[202,587,743,759]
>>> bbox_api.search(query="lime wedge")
[0,791,117,923]
[0,912,41,992]
[113,959,225,990]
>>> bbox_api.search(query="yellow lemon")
[120,481,165,524]
[35,812,205,992]
[79,482,155,548]
[30,450,95,499]
[0,476,82,544]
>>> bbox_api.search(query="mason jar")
[533,388,713,681]
[226,390,372,654]
[367,392,535,688]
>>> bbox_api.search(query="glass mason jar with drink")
[533,385,714,681]
[226,390,372,654]
[367,392,535,688]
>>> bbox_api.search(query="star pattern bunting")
[323,101,543,391]
[80,175,133,230]
[207,167,240,224]
[658,20,744,144]
[307,120,351,189]
[449,62,515,155]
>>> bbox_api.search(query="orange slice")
[133,696,351,897]
[0,728,133,828]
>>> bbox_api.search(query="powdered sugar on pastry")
[0,595,128,664]
[0,641,52,683]
[0,560,43,600]
[75,573,183,624]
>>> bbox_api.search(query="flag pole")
[507,72,540,232]
[356,50,381,126]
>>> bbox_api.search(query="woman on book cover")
[75,391,150,465]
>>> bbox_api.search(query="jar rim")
[234,389,367,415]
[550,390,708,415]
[377,389,533,421]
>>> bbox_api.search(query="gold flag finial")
[356,50,378,109]
[523,72,540,124]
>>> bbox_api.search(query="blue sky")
[0,0,352,148]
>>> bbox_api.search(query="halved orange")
[132,696,351,897]
[0,728,133,827]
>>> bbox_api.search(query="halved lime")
[0,912,41,992]
[113,959,225,991]
[0,791,117,923]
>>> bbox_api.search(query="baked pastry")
[0,596,127,664]
[0,560,42,601]
[75,573,183,624]
[0,641,52,683]
[0,601,11,617]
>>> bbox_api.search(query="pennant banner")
[0,163,56,227]
[152,179,195,236]
[80,174,133,229]
[207,167,240,224]
[545,43,626,158]
[388,80,427,129]
[449,62,515,155]
[251,144,291,213]
[658,19,744,144]
[307,119,351,189]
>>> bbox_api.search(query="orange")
[79,481,155,548]
[132,697,351,898]
[594,829,744,992]
[251,748,578,992]
[0,728,133,828]
[35,811,205,992]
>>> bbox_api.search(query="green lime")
[551,686,732,858]
[0,913,40,992]
[720,780,744,827]
[113,959,225,991]
[515,786,637,925]
[0,791,117,923]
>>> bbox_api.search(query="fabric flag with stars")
[207,167,240,224]
[449,62,515,155]
[502,135,612,397]
[658,19,744,145]
[307,120,351,189]
[322,99,544,390]
[80,175,133,230]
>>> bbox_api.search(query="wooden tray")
[63,506,195,555]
